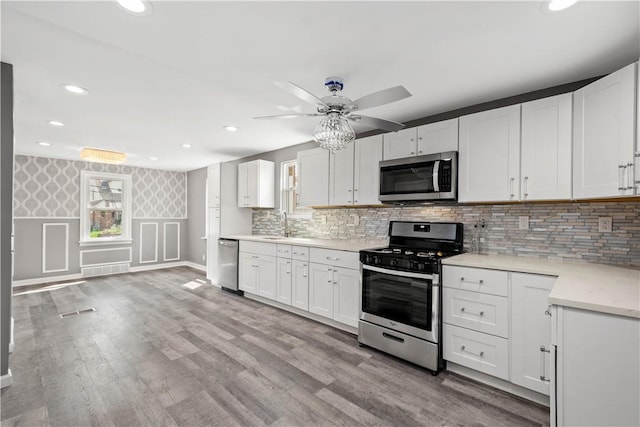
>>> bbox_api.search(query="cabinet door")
[207,163,221,207]
[308,263,334,318]
[573,62,637,198]
[276,257,292,305]
[353,135,383,205]
[256,255,277,300]
[297,148,329,206]
[292,260,309,310]
[332,267,360,327]
[416,118,459,155]
[245,161,260,207]
[521,94,572,201]
[329,143,355,205]
[237,162,249,207]
[382,128,418,160]
[238,252,258,293]
[511,273,555,395]
[459,105,521,202]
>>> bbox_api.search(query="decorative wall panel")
[13,155,186,218]
[42,223,68,273]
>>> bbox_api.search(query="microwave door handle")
[433,160,440,192]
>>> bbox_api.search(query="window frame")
[79,170,132,246]
[280,159,311,219]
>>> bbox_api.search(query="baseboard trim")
[244,293,358,335]
[13,261,207,287]
[1,370,13,389]
[446,362,550,407]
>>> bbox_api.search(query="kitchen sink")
[261,237,284,240]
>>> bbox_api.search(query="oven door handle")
[362,264,438,283]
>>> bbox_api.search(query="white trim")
[80,170,132,244]
[163,222,181,261]
[42,223,69,274]
[13,217,80,220]
[79,238,132,247]
[80,247,132,267]
[133,217,187,220]
[1,370,12,389]
[8,317,14,354]
[13,273,84,288]
[183,261,206,272]
[139,222,158,264]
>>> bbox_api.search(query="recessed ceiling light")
[223,125,238,132]
[181,144,192,148]
[546,0,579,12]
[48,120,64,127]
[37,141,51,146]
[116,0,153,15]
[150,156,158,160]
[63,84,89,95]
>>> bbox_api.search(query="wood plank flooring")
[1,267,550,426]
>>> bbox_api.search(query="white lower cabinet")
[238,241,277,300]
[553,306,640,427]
[443,265,556,397]
[291,260,309,310]
[309,263,334,318]
[511,273,555,396]
[276,257,292,305]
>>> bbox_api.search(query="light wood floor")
[1,267,549,426]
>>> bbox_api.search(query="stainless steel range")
[358,221,463,374]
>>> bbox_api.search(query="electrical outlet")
[598,217,612,233]
[518,216,529,230]
[352,214,360,226]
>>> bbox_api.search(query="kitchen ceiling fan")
[254,76,411,152]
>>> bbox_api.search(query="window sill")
[79,238,133,247]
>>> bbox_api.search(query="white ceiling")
[2,1,639,172]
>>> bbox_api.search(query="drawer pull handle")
[460,277,484,285]
[460,307,484,316]
[461,345,484,357]
[540,345,550,383]
[382,332,404,343]
[326,256,340,261]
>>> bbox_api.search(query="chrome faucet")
[282,211,291,237]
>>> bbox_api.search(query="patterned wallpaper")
[253,201,640,268]
[13,155,187,218]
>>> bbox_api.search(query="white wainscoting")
[163,222,181,261]
[42,223,69,273]
[139,222,158,264]
[80,246,132,267]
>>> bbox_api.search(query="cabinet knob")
[410,152,415,155]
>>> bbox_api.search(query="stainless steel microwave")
[378,151,458,203]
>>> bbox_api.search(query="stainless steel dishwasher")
[217,238,242,295]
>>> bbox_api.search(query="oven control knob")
[390,258,398,267]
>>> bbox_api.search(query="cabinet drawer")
[291,245,310,261]
[239,241,277,257]
[309,248,359,269]
[276,244,292,258]
[443,288,509,338]
[444,324,509,380]
[442,265,508,296]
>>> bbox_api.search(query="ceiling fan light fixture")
[80,148,127,164]
[312,112,355,153]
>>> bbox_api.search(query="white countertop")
[222,234,388,252]
[442,254,640,319]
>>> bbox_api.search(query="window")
[280,160,311,218]
[80,170,132,245]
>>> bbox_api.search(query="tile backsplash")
[253,201,640,268]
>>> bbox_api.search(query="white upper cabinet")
[297,147,329,206]
[207,163,221,208]
[416,118,459,155]
[573,62,637,199]
[329,135,383,206]
[383,119,459,160]
[237,159,275,208]
[520,93,573,201]
[382,127,418,160]
[459,105,521,202]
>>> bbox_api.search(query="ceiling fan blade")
[254,113,324,120]
[352,85,411,111]
[274,81,328,108]
[347,114,406,132]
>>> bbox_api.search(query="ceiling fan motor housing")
[324,76,344,93]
